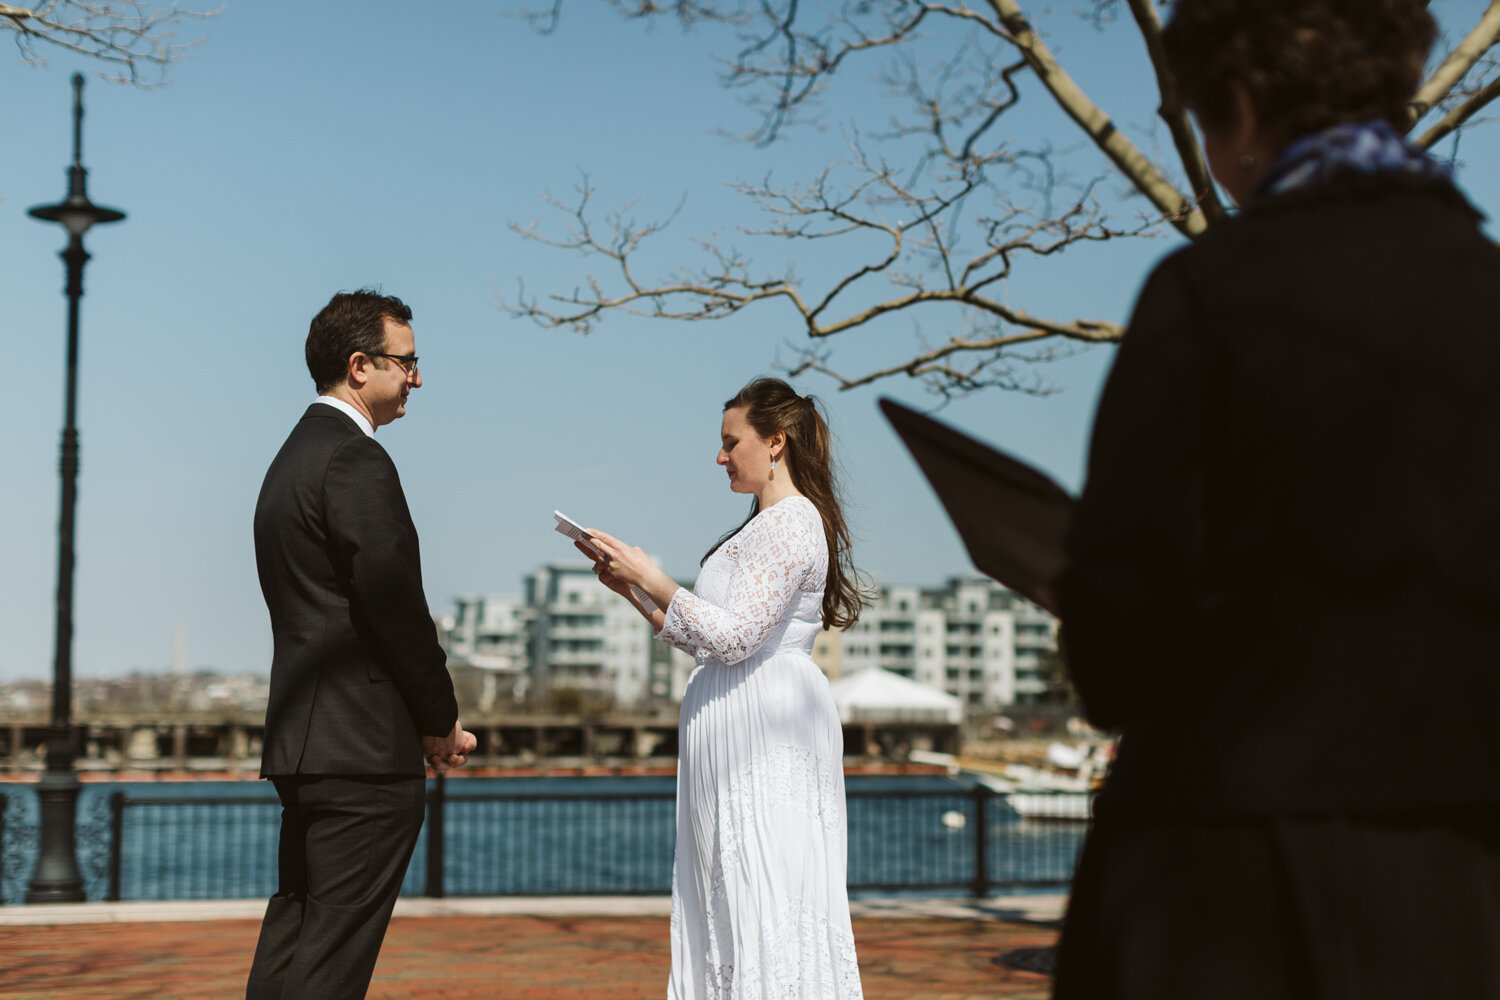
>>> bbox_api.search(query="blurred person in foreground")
[579,377,869,998]
[1055,1,1500,997]
[246,290,476,1000]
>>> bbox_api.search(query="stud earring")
[1239,153,1256,170]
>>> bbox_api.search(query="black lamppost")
[24,73,125,904]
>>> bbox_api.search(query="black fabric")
[1059,177,1500,816]
[245,774,426,1000]
[253,405,458,778]
[248,404,457,997]
[879,398,1073,615]
[1054,810,1500,1000]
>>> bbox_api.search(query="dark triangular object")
[880,398,1074,615]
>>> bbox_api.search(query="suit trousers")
[1053,808,1500,1000]
[245,774,426,1000]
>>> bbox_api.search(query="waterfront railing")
[0,779,1089,904]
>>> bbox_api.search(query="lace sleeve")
[657,499,824,665]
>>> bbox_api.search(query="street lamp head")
[29,195,126,237]
[27,73,126,240]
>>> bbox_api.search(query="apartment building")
[443,569,1053,712]
[446,594,535,672]
[838,576,1058,709]
[521,565,654,707]
[443,562,699,711]
[442,594,535,707]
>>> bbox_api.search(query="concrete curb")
[0,892,1066,926]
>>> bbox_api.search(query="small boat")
[910,743,1105,822]
[977,772,1093,822]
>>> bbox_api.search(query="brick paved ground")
[0,913,1058,999]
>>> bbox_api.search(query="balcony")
[546,650,606,668]
[544,625,608,642]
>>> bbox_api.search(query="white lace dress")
[657,495,863,1000]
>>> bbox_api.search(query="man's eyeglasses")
[371,353,420,376]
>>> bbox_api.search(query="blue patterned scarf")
[1251,119,1453,202]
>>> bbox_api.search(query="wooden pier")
[0,713,959,776]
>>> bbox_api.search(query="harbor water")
[0,774,1087,903]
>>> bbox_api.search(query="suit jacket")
[254,404,458,777]
[1060,173,1500,818]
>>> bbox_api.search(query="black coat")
[1060,175,1500,817]
[254,404,458,777]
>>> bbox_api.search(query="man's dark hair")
[305,289,414,393]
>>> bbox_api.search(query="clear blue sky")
[2,1,1495,681]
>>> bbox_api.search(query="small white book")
[552,511,658,612]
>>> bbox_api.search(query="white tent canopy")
[827,667,963,726]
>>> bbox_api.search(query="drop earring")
[769,455,777,477]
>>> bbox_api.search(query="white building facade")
[443,564,698,711]
[523,565,657,708]
[442,593,536,708]
[446,594,535,673]
[442,571,1053,712]
[838,576,1058,709]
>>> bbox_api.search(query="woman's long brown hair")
[702,377,871,629]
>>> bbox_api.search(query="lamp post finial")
[71,73,83,167]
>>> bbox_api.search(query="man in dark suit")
[246,290,476,1000]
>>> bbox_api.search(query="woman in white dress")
[581,377,869,999]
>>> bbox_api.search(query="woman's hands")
[577,529,678,623]
[573,538,634,602]
[581,530,654,586]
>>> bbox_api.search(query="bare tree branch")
[709,0,1209,225]
[982,0,1205,238]
[1410,0,1500,125]
[1124,0,1223,224]
[519,0,564,34]
[784,317,1116,396]
[2,0,214,85]
[512,1,1500,395]
[502,136,1150,392]
[718,3,936,145]
[1416,72,1500,149]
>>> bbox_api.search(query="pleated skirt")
[668,652,863,999]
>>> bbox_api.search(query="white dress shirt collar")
[314,395,375,438]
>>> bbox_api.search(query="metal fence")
[0,779,1090,904]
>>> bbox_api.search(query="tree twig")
[1410,0,1500,126]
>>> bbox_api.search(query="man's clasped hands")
[423,719,478,771]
